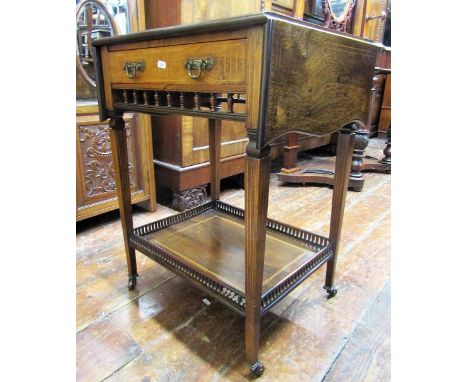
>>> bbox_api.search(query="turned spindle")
[133,90,138,104]
[166,92,172,107]
[227,93,234,113]
[143,90,148,105]
[194,93,200,110]
[154,91,160,106]
[209,93,216,111]
[179,92,185,109]
[122,90,128,104]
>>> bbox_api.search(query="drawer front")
[108,39,247,88]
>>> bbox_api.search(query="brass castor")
[324,285,337,298]
[249,362,265,377]
[128,276,138,290]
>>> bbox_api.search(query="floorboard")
[323,281,391,382]
[76,138,391,381]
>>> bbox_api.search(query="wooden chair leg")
[208,119,222,201]
[244,143,271,377]
[110,114,138,290]
[324,124,356,297]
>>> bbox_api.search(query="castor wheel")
[128,276,138,290]
[323,285,337,298]
[249,362,265,378]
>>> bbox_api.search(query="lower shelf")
[129,201,333,315]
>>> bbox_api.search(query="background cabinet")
[76,112,156,220]
[76,0,156,220]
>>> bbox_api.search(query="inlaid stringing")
[92,11,377,377]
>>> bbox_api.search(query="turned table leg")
[109,113,138,290]
[353,123,391,174]
[324,124,355,297]
[380,123,391,165]
[244,139,271,377]
[348,128,369,191]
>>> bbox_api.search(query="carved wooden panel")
[77,113,143,208]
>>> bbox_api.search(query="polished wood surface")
[108,39,247,88]
[244,152,272,372]
[278,0,391,190]
[144,1,336,209]
[155,153,245,191]
[368,73,386,136]
[92,12,378,376]
[263,18,377,145]
[144,209,319,294]
[325,126,355,293]
[277,0,304,174]
[95,13,377,140]
[76,142,391,381]
[146,4,255,210]
[109,115,139,286]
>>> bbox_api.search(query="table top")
[93,11,378,149]
[93,12,375,47]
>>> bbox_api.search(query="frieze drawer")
[107,39,247,89]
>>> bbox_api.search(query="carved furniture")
[93,12,377,376]
[76,110,156,220]
[76,0,157,221]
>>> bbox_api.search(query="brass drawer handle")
[366,11,387,21]
[123,62,145,79]
[184,58,213,79]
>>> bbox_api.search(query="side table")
[93,12,378,377]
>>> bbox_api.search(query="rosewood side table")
[93,12,377,377]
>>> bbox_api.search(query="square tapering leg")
[110,115,138,290]
[244,150,271,377]
[324,125,356,297]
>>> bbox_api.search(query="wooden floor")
[76,138,390,382]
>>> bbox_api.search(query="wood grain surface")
[144,209,319,294]
[264,19,377,144]
[108,39,247,87]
